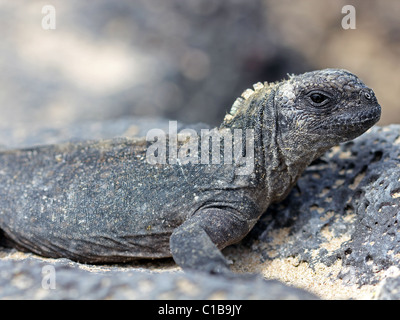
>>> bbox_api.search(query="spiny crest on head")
[224,81,269,122]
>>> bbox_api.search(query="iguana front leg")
[169,207,253,274]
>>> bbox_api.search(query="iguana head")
[225,69,380,141]
[273,68,381,164]
[223,68,381,177]
[276,68,381,142]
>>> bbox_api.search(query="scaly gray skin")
[0,69,380,274]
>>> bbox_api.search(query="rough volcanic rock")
[377,275,400,300]
[247,125,400,294]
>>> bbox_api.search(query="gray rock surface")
[246,125,400,297]
[377,275,400,300]
[0,117,210,150]
[0,252,316,300]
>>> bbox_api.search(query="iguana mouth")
[350,104,381,126]
[309,104,381,138]
[337,104,381,140]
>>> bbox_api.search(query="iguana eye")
[310,93,327,104]
[306,91,331,107]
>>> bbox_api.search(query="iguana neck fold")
[219,82,288,204]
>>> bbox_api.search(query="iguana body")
[0,69,381,273]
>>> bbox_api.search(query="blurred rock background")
[0,0,398,134]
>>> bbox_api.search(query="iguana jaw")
[310,103,381,142]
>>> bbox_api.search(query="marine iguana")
[0,69,381,273]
